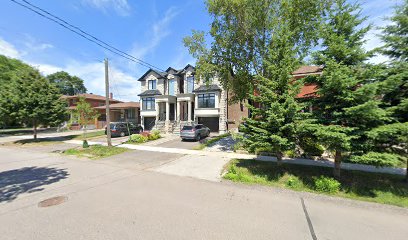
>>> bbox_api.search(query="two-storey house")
[138,64,228,134]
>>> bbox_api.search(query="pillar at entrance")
[166,101,170,121]
[176,101,180,121]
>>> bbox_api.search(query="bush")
[129,134,148,143]
[82,140,89,148]
[300,138,324,157]
[349,152,403,168]
[148,130,161,141]
[284,150,297,158]
[285,176,302,189]
[314,176,341,194]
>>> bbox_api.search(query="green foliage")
[72,97,100,127]
[0,55,67,135]
[129,134,148,143]
[367,122,408,152]
[314,176,341,194]
[285,176,303,189]
[380,0,408,62]
[299,138,324,157]
[64,145,128,159]
[184,0,329,101]
[349,152,403,168]
[148,130,161,141]
[46,71,87,96]
[224,159,408,207]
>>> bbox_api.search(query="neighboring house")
[137,64,323,134]
[62,93,140,130]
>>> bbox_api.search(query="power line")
[10,0,165,72]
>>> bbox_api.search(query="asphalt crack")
[301,197,317,240]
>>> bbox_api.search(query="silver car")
[180,124,210,141]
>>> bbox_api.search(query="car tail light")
[111,129,117,132]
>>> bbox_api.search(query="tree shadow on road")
[0,167,69,202]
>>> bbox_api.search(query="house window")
[142,97,155,110]
[198,93,215,108]
[187,76,194,93]
[148,80,156,90]
[168,79,175,96]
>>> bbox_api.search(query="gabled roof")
[138,89,162,96]
[193,84,222,93]
[61,93,122,102]
[137,69,167,81]
[178,64,195,74]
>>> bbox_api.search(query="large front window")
[198,93,215,108]
[168,79,175,95]
[187,76,194,93]
[142,97,155,110]
[148,80,156,90]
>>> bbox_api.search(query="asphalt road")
[0,146,407,240]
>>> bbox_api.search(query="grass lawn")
[63,145,128,159]
[193,133,230,150]
[72,130,105,140]
[224,159,408,208]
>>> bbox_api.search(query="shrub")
[129,134,148,143]
[300,138,324,157]
[349,152,403,168]
[285,176,302,189]
[314,176,341,194]
[82,140,89,148]
[148,130,161,140]
[284,150,297,158]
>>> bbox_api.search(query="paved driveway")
[0,146,407,240]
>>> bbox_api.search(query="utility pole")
[105,58,112,147]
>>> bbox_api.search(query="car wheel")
[195,134,201,142]
[120,131,125,137]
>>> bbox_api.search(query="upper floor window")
[148,80,156,90]
[187,76,194,93]
[142,97,155,110]
[198,93,215,108]
[168,79,175,96]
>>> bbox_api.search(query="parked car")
[180,124,210,141]
[105,122,143,137]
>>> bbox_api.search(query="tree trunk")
[276,152,283,166]
[33,120,37,140]
[334,150,342,178]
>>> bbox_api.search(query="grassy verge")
[193,133,231,150]
[72,130,105,140]
[63,145,128,159]
[224,159,408,208]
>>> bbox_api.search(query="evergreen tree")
[310,0,388,177]
[378,0,408,122]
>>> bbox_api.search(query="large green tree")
[71,97,99,147]
[378,0,408,122]
[46,71,87,96]
[184,0,329,102]
[310,0,389,177]
[12,69,67,139]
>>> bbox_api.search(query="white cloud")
[131,7,180,59]
[23,34,54,52]
[0,37,21,58]
[83,0,132,16]
[34,60,140,102]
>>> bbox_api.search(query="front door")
[144,117,155,131]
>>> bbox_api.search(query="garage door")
[144,117,155,131]
[198,117,219,132]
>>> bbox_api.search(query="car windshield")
[109,124,116,129]
[182,126,193,130]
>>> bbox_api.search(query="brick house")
[137,64,322,134]
[62,93,140,130]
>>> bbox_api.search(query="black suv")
[105,122,143,137]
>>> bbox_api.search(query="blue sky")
[0,0,402,101]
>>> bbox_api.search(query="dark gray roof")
[138,89,162,96]
[193,84,222,93]
[137,69,167,81]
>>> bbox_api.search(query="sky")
[0,0,403,102]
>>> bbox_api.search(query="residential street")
[0,145,407,240]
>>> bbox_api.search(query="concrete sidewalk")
[64,139,407,177]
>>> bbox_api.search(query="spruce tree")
[310,0,388,177]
